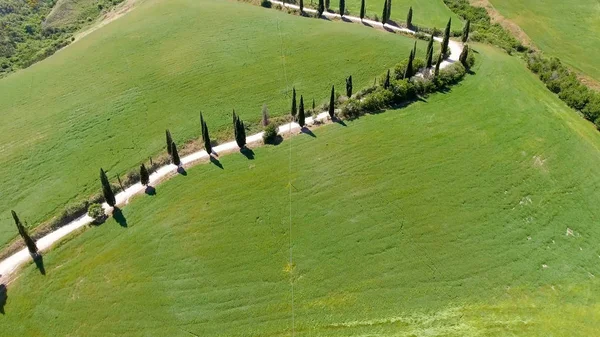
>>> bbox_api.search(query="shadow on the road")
[113,207,128,228]
[240,147,255,160]
[0,283,7,314]
[33,254,45,275]
[145,185,156,196]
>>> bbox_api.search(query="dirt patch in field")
[74,0,140,42]
[468,0,535,50]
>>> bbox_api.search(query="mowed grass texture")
[0,0,426,248]
[2,45,600,336]
[490,0,600,82]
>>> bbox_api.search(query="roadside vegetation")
[3,45,600,336]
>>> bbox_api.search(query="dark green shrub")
[261,0,271,8]
[88,203,106,224]
[263,124,279,144]
[341,98,362,119]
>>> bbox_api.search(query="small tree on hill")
[384,69,391,89]
[441,18,451,56]
[298,95,306,127]
[202,118,213,155]
[325,0,330,10]
[404,50,414,79]
[459,44,469,67]
[434,53,442,76]
[11,210,38,255]
[233,110,246,149]
[412,40,417,57]
[381,0,388,24]
[165,129,173,155]
[318,0,325,16]
[360,0,365,20]
[100,168,116,207]
[386,0,392,21]
[312,99,316,113]
[339,0,345,16]
[171,142,181,166]
[346,75,353,97]
[406,6,413,29]
[291,87,297,119]
[328,85,335,118]
[299,0,304,13]
[426,34,434,68]
[462,20,470,43]
[140,164,149,186]
[262,104,269,126]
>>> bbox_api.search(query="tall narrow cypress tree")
[384,69,391,88]
[381,0,388,24]
[459,44,469,67]
[360,0,365,20]
[406,6,413,29]
[171,141,181,166]
[100,168,116,207]
[291,87,297,118]
[442,18,451,56]
[233,111,246,149]
[346,75,353,97]
[328,85,335,118]
[318,0,324,16]
[426,34,434,68]
[140,164,149,186]
[462,20,470,43]
[298,95,306,127]
[12,210,38,255]
[325,0,330,9]
[435,53,442,76]
[404,50,414,79]
[299,0,304,13]
[339,0,345,16]
[412,41,417,57]
[202,120,213,155]
[166,129,173,155]
[386,0,392,22]
[312,99,316,113]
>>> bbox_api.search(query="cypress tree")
[386,0,392,22]
[381,0,388,24]
[165,129,173,155]
[404,50,414,79]
[412,40,417,57]
[325,0,330,9]
[100,168,116,207]
[462,20,470,43]
[312,99,316,113]
[435,53,442,76]
[384,69,391,89]
[299,0,304,13]
[11,210,38,255]
[459,44,469,67]
[442,18,451,56]
[298,95,306,127]
[426,34,434,68]
[262,104,269,126]
[328,85,335,118]
[291,87,297,118]
[233,111,246,149]
[318,0,324,16]
[406,6,413,29]
[346,75,353,97]
[339,0,345,16]
[202,120,213,155]
[171,141,181,166]
[359,0,365,20]
[140,164,149,186]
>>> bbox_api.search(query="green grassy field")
[307,0,461,29]
[2,44,599,336]
[0,0,428,248]
[489,0,600,82]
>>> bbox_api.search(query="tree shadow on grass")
[113,207,127,228]
[177,166,187,176]
[33,254,45,275]
[240,147,255,160]
[0,284,6,314]
[210,156,224,169]
[301,127,317,137]
[332,116,347,126]
[145,185,156,196]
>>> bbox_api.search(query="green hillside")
[0,0,426,248]
[489,0,600,82]
[2,44,599,336]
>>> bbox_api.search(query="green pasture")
[0,0,425,248]
[2,44,599,336]
[490,0,600,82]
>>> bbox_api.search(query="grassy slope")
[2,44,600,336]
[44,0,109,29]
[309,0,461,29]
[0,0,426,248]
[489,0,600,82]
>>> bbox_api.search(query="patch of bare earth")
[74,0,140,42]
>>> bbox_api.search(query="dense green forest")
[0,0,122,77]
